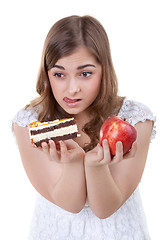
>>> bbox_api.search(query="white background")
[0,0,159,239]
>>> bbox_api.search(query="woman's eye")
[54,73,64,78]
[81,72,92,78]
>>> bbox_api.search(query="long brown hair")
[27,15,124,152]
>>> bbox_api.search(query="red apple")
[99,116,137,156]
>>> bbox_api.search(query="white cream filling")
[31,125,78,142]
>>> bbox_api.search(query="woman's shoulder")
[118,98,156,139]
[12,105,39,127]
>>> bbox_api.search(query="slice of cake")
[29,118,80,147]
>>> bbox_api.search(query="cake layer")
[33,132,78,147]
[30,125,78,143]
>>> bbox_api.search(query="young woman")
[13,15,156,239]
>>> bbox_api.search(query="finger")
[101,139,111,164]
[113,141,123,164]
[96,143,104,159]
[41,141,49,155]
[124,141,137,159]
[132,141,138,152]
[49,140,60,162]
[59,141,69,162]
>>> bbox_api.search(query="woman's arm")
[85,163,123,219]
[51,158,87,213]
[41,139,87,213]
[13,124,86,213]
[84,120,153,219]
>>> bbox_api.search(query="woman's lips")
[63,97,82,106]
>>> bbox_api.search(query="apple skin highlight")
[99,116,137,156]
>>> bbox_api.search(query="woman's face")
[48,46,102,118]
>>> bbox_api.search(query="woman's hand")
[85,139,137,167]
[38,139,85,164]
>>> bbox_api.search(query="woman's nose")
[68,78,81,95]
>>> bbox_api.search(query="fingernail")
[116,141,121,147]
[103,139,108,145]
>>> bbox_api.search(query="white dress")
[13,99,156,240]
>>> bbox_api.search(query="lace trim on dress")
[12,106,39,128]
[118,99,156,140]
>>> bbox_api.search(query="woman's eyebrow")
[53,65,65,70]
[53,64,96,70]
[77,64,96,69]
